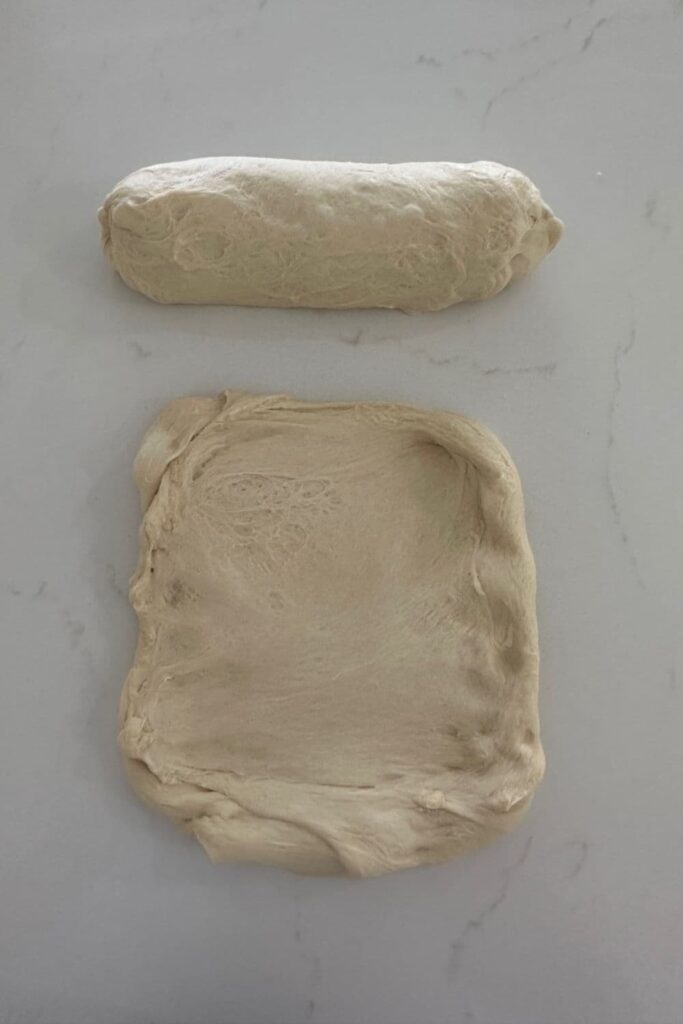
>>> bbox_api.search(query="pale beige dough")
[120,392,544,876]
[100,157,562,311]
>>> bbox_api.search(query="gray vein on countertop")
[565,840,590,880]
[478,3,607,123]
[339,329,365,347]
[414,1,606,89]
[451,8,581,63]
[483,54,564,123]
[292,900,322,1019]
[302,954,322,1020]
[310,954,322,989]
[105,563,128,602]
[65,611,86,650]
[416,54,443,68]
[407,345,454,367]
[20,580,94,660]
[1,335,28,389]
[644,193,659,221]
[8,580,46,599]
[336,330,455,366]
[33,581,89,653]
[581,15,610,50]
[483,362,557,377]
[335,331,563,375]
[449,836,532,979]
[481,4,683,123]
[129,339,152,359]
[606,325,646,590]
[644,191,672,240]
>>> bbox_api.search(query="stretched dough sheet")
[120,391,544,876]
[100,157,562,311]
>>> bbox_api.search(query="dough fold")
[120,392,544,876]
[100,157,562,310]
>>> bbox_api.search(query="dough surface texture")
[100,157,562,311]
[120,392,544,876]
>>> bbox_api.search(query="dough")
[99,157,562,311]
[120,391,544,876]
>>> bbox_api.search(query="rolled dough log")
[119,391,544,876]
[99,157,562,310]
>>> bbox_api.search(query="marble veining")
[643,191,672,240]
[2,1,682,1022]
[564,840,590,880]
[449,837,534,979]
[482,3,682,123]
[606,324,646,590]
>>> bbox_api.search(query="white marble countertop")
[2,2,682,1023]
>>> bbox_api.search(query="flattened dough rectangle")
[120,392,544,876]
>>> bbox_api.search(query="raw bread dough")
[99,157,562,311]
[120,392,544,876]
